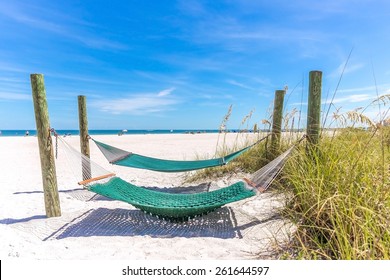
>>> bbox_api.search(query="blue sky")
[0,0,389,130]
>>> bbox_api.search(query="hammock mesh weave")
[89,177,256,221]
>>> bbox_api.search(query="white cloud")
[337,85,379,93]
[0,77,26,83]
[0,92,31,101]
[0,62,28,73]
[227,80,254,90]
[329,62,365,78]
[92,89,180,115]
[323,84,390,105]
[0,2,127,51]
[362,109,382,123]
[323,93,374,104]
[157,87,176,97]
[225,28,325,43]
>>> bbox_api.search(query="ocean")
[0,129,222,137]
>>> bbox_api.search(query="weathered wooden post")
[307,71,322,146]
[30,74,61,217]
[270,89,286,158]
[78,95,91,181]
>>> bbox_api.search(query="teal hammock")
[92,135,269,172]
[88,144,297,221]
[90,178,256,221]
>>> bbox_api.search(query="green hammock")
[92,135,269,172]
[88,143,297,221]
[90,178,256,221]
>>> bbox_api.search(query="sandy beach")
[0,133,294,260]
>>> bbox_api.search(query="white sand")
[0,133,295,260]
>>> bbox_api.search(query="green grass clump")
[281,128,390,259]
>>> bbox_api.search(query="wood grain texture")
[307,71,322,146]
[30,74,61,217]
[78,95,91,181]
[270,89,285,157]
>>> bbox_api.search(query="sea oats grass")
[281,128,390,259]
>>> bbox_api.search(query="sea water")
[0,129,221,137]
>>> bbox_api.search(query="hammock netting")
[56,133,302,221]
[87,144,295,221]
[92,135,268,172]
[89,178,256,221]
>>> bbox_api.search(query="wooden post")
[270,89,286,157]
[78,95,91,181]
[30,74,61,217]
[307,71,322,146]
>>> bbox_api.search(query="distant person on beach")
[25,130,29,136]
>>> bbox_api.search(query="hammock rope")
[91,134,271,172]
[55,133,116,185]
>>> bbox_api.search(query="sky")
[0,0,389,130]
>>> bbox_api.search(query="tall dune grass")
[191,98,390,259]
[279,127,390,259]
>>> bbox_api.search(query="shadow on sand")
[43,207,281,241]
